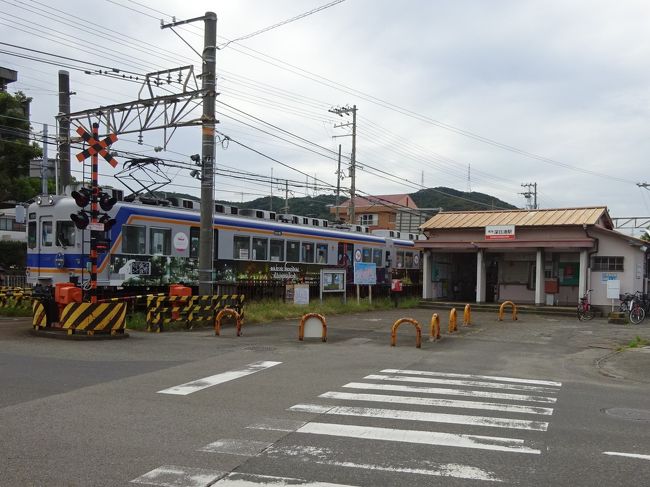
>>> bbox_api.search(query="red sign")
[75,126,118,167]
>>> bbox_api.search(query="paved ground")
[0,307,649,486]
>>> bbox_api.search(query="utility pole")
[520,182,538,209]
[335,144,342,221]
[58,70,70,194]
[283,180,289,213]
[270,167,273,211]
[329,104,357,224]
[41,124,48,195]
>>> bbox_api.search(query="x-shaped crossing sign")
[75,126,118,168]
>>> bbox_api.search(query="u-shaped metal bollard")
[498,301,518,321]
[214,308,243,336]
[298,313,327,342]
[391,318,422,348]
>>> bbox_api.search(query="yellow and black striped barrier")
[146,294,245,332]
[32,299,47,329]
[60,302,127,336]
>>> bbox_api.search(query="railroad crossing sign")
[75,126,118,167]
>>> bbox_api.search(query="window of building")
[252,237,268,260]
[41,221,53,247]
[149,228,171,255]
[287,240,300,262]
[56,221,76,247]
[359,214,378,226]
[28,221,36,249]
[0,217,11,231]
[123,225,146,254]
[372,248,382,266]
[270,239,284,262]
[316,243,328,264]
[189,227,200,259]
[301,242,315,263]
[233,235,250,260]
[591,256,624,271]
[362,247,372,263]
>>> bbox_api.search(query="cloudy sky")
[2,0,650,229]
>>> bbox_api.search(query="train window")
[234,235,250,259]
[316,243,328,264]
[28,221,36,249]
[396,251,405,268]
[270,239,284,261]
[56,221,76,247]
[301,242,314,263]
[41,221,53,247]
[405,252,414,268]
[150,228,171,255]
[190,227,200,259]
[123,225,146,254]
[252,237,268,260]
[373,249,382,267]
[287,240,300,262]
[362,248,372,263]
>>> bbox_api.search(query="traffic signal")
[70,211,90,230]
[99,192,117,212]
[99,214,117,232]
[71,188,91,208]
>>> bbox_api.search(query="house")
[418,206,648,311]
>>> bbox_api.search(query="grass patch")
[125,296,420,331]
[0,304,33,317]
[616,335,649,352]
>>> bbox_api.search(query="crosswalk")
[133,368,563,486]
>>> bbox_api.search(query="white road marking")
[246,418,307,432]
[297,422,540,454]
[381,369,562,387]
[130,465,224,486]
[157,361,282,396]
[265,444,503,482]
[343,381,557,403]
[603,451,650,460]
[364,374,557,393]
[319,391,554,415]
[213,472,358,486]
[289,404,548,431]
[198,439,273,456]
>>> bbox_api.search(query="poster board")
[320,269,346,303]
[353,262,377,285]
[294,283,310,305]
[606,279,620,300]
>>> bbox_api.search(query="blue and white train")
[26,193,422,294]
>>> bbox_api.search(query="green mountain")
[410,187,517,211]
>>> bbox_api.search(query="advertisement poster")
[294,283,310,305]
[354,262,377,285]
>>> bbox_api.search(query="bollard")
[448,308,458,333]
[463,304,472,326]
[498,301,518,321]
[391,318,422,348]
[430,313,441,341]
[298,313,327,342]
[215,308,242,336]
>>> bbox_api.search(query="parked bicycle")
[628,291,647,325]
[577,289,594,321]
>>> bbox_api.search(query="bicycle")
[628,291,646,325]
[577,289,594,321]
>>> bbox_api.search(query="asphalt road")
[1,308,649,486]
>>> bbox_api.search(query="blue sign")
[354,262,377,285]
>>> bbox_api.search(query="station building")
[419,207,648,310]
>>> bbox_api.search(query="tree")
[0,91,42,202]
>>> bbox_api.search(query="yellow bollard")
[463,304,471,326]
[391,318,422,348]
[298,313,327,342]
[498,301,518,321]
[448,308,458,333]
[214,308,243,336]
[430,313,441,341]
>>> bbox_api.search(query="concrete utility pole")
[58,70,70,193]
[329,105,357,224]
[335,144,341,221]
[41,124,48,195]
[283,180,289,213]
[520,182,538,210]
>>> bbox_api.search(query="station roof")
[421,206,613,230]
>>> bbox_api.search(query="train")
[25,192,423,295]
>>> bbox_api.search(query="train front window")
[301,242,314,263]
[270,239,284,261]
[150,228,171,255]
[252,237,268,260]
[123,225,146,254]
[56,221,76,247]
[287,240,300,262]
[396,251,405,268]
[41,221,53,247]
[28,221,36,249]
[234,236,250,259]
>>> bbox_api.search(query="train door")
[38,214,54,281]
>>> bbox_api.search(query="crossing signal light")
[99,214,117,232]
[70,211,89,230]
[71,188,91,208]
[93,233,111,253]
[99,192,117,212]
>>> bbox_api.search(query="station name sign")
[485,224,516,240]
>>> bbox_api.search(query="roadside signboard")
[485,225,516,240]
[354,262,377,285]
